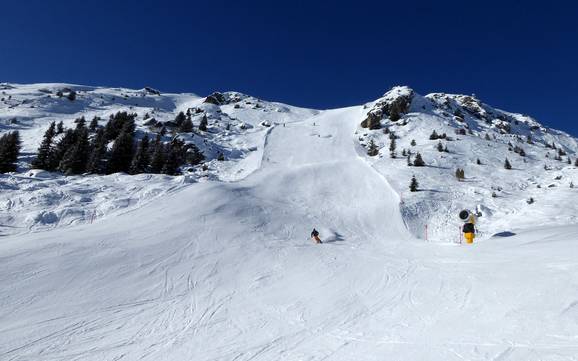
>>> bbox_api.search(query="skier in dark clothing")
[311,228,322,244]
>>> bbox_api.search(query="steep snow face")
[357,87,578,242]
[0,83,318,234]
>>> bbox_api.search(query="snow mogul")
[459,210,477,244]
[311,228,322,244]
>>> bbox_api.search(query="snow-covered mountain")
[2,83,578,360]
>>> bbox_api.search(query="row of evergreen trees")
[31,112,205,176]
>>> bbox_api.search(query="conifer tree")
[429,130,439,140]
[410,139,416,146]
[89,117,99,132]
[199,115,208,131]
[504,158,512,170]
[162,144,180,175]
[409,175,418,192]
[367,139,379,156]
[149,135,166,173]
[174,111,186,127]
[59,127,89,175]
[32,122,57,170]
[179,117,193,133]
[413,152,425,166]
[0,131,21,173]
[86,128,108,174]
[186,144,205,165]
[437,141,444,152]
[476,158,482,165]
[56,121,64,134]
[129,134,151,174]
[389,137,397,158]
[51,129,77,170]
[107,129,134,174]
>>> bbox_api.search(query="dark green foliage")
[107,130,135,174]
[410,139,416,146]
[129,134,151,174]
[162,139,187,175]
[186,144,205,165]
[75,116,86,129]
[56,121,64,134]
[174,111,186,127]
[67,90,77,101]
[455,168,465,181]
[389,137,396,158]
[52,129,77,170]
[104,111,137,141]
[367,139,379,156]
[149,135,166,173]
[179,117,193,133]
[199,115,208,131]
[59,127,90,175]
[0,131,21,173]
[437,141,444,152]
[86,128,108,174]
[89,116,99,131]
[429,130,439,140]
[409,175,418,192]
[217,152,225,162]
[413,152,425,166]
[32,122,56,170]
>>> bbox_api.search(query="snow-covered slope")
[357,86,578,242]
[2,83,578,360]
[0,83,317,234]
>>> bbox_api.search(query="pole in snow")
[425,224,428,241]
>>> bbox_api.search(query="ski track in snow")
[1,107,578,360]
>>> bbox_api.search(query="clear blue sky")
[2,0,577,134]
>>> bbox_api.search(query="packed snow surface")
[1,84,578,360]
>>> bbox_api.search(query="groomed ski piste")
[2,84,578,360]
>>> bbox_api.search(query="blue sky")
[2,0,577,134]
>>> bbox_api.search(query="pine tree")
[129,134,151,174]
[199,115,208,131]
[410,139,416,146]
[409,175,418,192]
[75,116,86,129]
[413,152,425,166]
[429,130,439,140]
[186,144,205,165]
[89,117,99,131]
[174,111,186,127]
[437,141,444,152]
[179,117,193,133]
[56,121,64,134]
[51,129,77,170]
[107,130,135,174]
[455,168,465,181]
[0,131,21,173]
[401,149,407,157]
[367,139,379,156]
[575,158,578,167]
[32,122,57,170]
[476,158,482,165]
[217,152,225,161]
[407,154,412,166]
[162,144,180,175]
[504,158,512,170]
[86,128,108,174]
[149,135,166,173]
[485,133,491,141]
[59,127,90,175]
[389,137,397,158]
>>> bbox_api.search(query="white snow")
[1,83,578,360]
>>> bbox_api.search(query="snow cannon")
[459,210,476,244]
